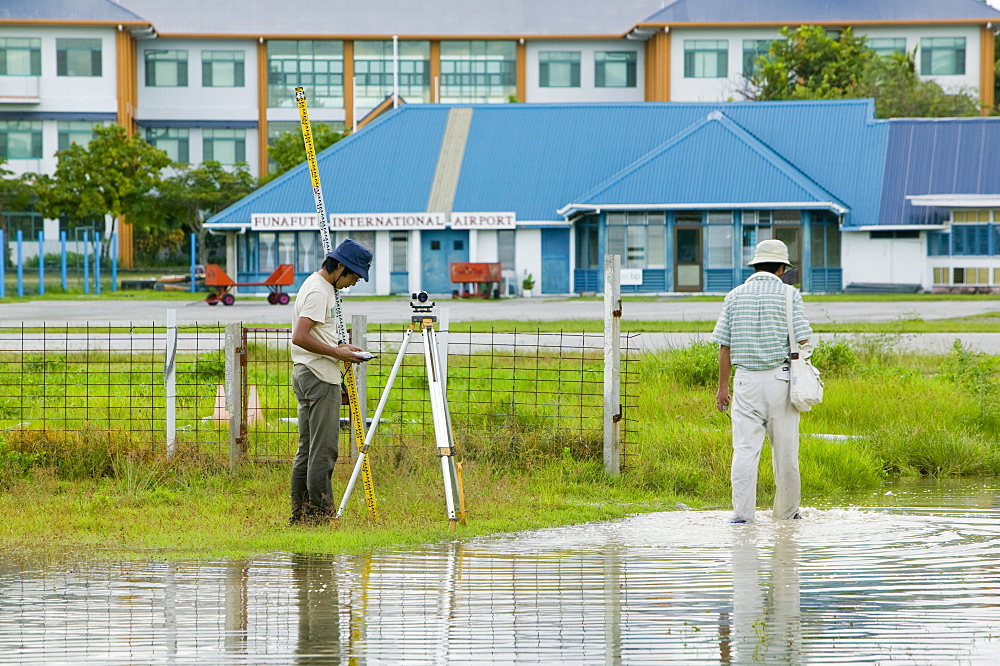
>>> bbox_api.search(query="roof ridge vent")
[707,110,723,121]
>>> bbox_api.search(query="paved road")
[2,295,998,327]
[2,297,1000,353]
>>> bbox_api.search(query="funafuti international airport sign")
[251,212,516,230]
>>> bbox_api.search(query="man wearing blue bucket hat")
[289,238,373,525]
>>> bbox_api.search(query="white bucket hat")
[747,239,794,269]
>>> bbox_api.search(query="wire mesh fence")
[0,322,637,467]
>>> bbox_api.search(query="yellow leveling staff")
[295,86,378,522]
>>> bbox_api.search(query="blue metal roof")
[209,107,449,227]
[562,111,846,214]
[209,100,891,229]
[640,0,1000,25]
[879,118,1000,227]
[0,0,145,22]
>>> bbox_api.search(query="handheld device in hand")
[354,351,378,361]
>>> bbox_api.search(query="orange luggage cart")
[204,264,295,306]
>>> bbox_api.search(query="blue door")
[541,229,570,294]
[420,230,469,294]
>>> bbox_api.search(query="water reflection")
[723,527,800,664]
[2,480,1000,664]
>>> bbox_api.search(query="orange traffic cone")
[211,384,230,421]
[246,384,263,424]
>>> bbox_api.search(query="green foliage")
[745,25,981,118]
[184,350,226,383]
[943,339,1000,427]
[644,340,719,388]
[32,125,173,248]
[811,338,856,376]
[263,124,344,180]
[146,161,257,264]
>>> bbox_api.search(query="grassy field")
[2,335,999,561]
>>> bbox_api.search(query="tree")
[33,124,172,259]
[743,25,982,118]
[263,123,344,182]
[0,159,37,266]
[152,161,257,264]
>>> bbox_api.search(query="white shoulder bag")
[785,286,823,412]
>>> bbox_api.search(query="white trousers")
[731,366,801,521]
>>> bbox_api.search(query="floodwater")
[2,479,999,664]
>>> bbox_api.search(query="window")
[575,215,600,270]
[594,51,637,88]
[742,40,771,76]
[952,224,989,256]
[145,49,188,87]
[146,128,190,163]
[57,38,102,77]
[538,51,580,88]
[354,41,430,107]
[706,211,733,269]
[684,40,728,78]
[933,267,950,284]
[498,229,516,271]
[953,267,989,284]
[868,38,906,58]
[741,210,773,265]
[920,37,965,76]
[440,41,516,103]
[954,209,992,223]
[0,121,43,159]
[0,38,41,76]
[927,231,950,256]
[605,212,665,269]
[812,221,842,268]
[57,122,97,151]
[203,129,246,165]
[202,50,244,87]
[296,231,321,274]
[391,231,408,271]
[268,40,343,108]
[869,230,919,239]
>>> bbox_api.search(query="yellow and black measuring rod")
[295,86,378,523]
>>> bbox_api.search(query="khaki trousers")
[730,366,801,522]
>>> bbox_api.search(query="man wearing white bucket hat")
[711,239,813,523]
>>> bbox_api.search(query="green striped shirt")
[711,272,813,371]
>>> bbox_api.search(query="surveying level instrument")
[295,86,378,522]
[336,292,467,529]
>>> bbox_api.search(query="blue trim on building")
[0,112,117,122]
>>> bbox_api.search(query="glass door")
[675,227,702,292]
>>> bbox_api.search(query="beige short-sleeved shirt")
[291,272,343,385]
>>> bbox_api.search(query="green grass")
[2,335,1000,561]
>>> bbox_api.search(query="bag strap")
[785,285,801,361]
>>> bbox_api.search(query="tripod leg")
[335,327,414,520]
[422,324,466,527]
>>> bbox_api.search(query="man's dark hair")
[753,262,785,275]
[322,256,338,273]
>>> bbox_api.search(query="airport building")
[2,0,1000,292]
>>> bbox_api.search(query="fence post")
[16,230,23,298]
[37,230,44,296]
[603,254,622,475]
[60,231,67,292]
[438,306,449,395]
[351,314,368,453]
[94,232,102,295]
[0,229,5,298]
[225,323,244,468]
[165,309,177,458]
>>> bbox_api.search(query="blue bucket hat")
[327,239,373,281]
